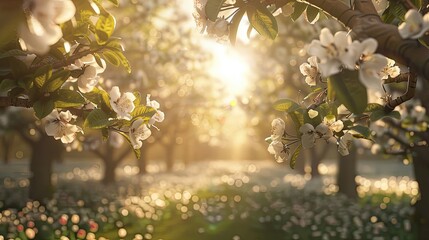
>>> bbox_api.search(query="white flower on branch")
[44,109,82,143]
[323,116,344,133]
[207,18,229,38]
[271,118,285,140]
[18,0,76,55]
[355,38,388,91]
[307,28,360,77]
[110,86,136,120]
[267,140,288,163]
[308,109,319,119]
[379,58,400,80]
[299,56,320,86]
[129,118,151,149]
[299,123,334,149]
[410,105,426,122]
[146,94,165,126]
[398,9,429,39]
[338,132,354,156]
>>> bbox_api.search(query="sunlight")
[208,43,250,96]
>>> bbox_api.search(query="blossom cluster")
[19,0,76,55]
[267,113,355,163]
[193,0,229,39]
[300,28,400,92]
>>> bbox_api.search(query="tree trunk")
[137,146,147,175]
[310,147,321,178]
[165,146,174,172]
[102,158,118,185]
[412,146,429,240]
[295,151,306,174]
[1,135,11,164]
[336,146,357,199]
[29,136,63,201]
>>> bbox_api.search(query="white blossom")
[18,0,76,55]
[356,38,388,91]
[207,18,229,38]
[299,56,320,86]
[129,118,151,149]
[300,123,335,149]
[323,116,344,133]
[338,132,354,156]
[380,58,400,80]
[44,109,82,143]
[308,109,319,119]
[398,9,429,39]
[146,94,165,125]
[271,118,285,140]
[410,105,426,122]
[267,140,288,163]
[77,66,99,93]
[110,86,136,120]
[315,123,334,142]
[307,28,360,77]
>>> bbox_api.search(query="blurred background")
[0,0,419,239]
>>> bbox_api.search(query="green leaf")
[303,87,324,100]
[102,50,120,66]
[289,144,302,169]
[273,99,300,112]
[364,103,384,112]
[291,2,307,21]
[44,70,71,92]
[0,49,27,59]
[115,130,141,159]
[95,14,116,45]
[205,0,226,22]
[34,65,52,88]
[0,79,16,93]
[348,125,372,139]
[229,9,246,46]
[370,109,401,122]
[53,89,85,108]
[288,110,304,134]
[306,5,319,23]
[107,0,119,6]
[247,4,278,40]
[84,109,111,129]
[131,106,156,119]
[328,70,367,114]
[33,99,55,119]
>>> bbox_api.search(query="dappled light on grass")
[0,160,417,239]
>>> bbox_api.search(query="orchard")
[0,0,427,239]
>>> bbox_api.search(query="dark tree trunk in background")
[29,136,63,201]
[137,146,147,175]
[295,152,306,174]
[337,146,357,199]
[310,148,321,178]
[165,146,174,172]
[412,146,429,240]
[1,135,11,164]
[102,158,118,185]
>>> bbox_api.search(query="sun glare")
[208,44,250,96]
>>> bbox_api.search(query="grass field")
[0,159,417,240]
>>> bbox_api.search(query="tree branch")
[0,97,31,108]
